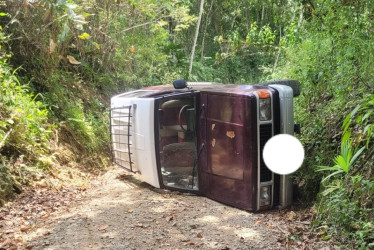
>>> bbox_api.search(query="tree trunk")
[189,0,205,77]
[201,0,214,58]
[297,5,304,28]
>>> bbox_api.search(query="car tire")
[258,79,300,97]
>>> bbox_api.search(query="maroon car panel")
[199,91,258,210]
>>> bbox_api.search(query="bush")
[316,175,374,248]
[0,158,14,206]
[0,56,52,168]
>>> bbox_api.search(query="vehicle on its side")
[110,79,300,211]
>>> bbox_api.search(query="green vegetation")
[0,0,373,247]
[271,1,374,247]
[0,27,52,203]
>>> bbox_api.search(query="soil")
[0,167,340,250]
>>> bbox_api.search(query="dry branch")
[0,129,13,150]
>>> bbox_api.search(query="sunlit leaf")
[363,124,371,134]
[66,3,78,9]
[321,168,344,183]
[362,111,372,121]
[93,42,100,50]
[75,24,83,31]
[334,155,348,173]
[350,146,365,166]
[78,33,90,40]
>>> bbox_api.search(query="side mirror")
[173,79,187,89]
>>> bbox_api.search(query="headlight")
[260,186,271,206]
[259,98,271,121]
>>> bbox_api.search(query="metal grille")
[110,105,134,172]
[260,124,273,182]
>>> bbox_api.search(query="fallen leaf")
[276,224,288,234]
[43,231,51,236]
[126,209,133,213]
[66,55,81,65]
[319,247,331,250]
[42,211,51,219]
[20,225,31,232]
[98,225,108,231]
[288,211,296,221]
[49,39,56,54]
[267,223,275,229]
[13,234,23,243]
[310,206,317,214]
[301,242,307,250]
[0,239,10,249]
[197,233,203,238]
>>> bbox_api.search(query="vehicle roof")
[112,82,273,100]
[142,82,270,96]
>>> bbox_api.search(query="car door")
[198,91,258,210]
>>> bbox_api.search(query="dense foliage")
[0,29,51,203]
[0,0,373,247]
[271,1,374,247]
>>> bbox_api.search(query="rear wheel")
[258,80,300,97]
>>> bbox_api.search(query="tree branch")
[122,15,170,32]
[0,129,12,150]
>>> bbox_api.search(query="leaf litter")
[0,167,341,249]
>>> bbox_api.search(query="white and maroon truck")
[110,79,300,211]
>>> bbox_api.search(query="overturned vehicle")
[110,79,300,211]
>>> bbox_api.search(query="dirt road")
[0,167,337,249]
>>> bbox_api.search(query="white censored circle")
[263,134,304,175]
